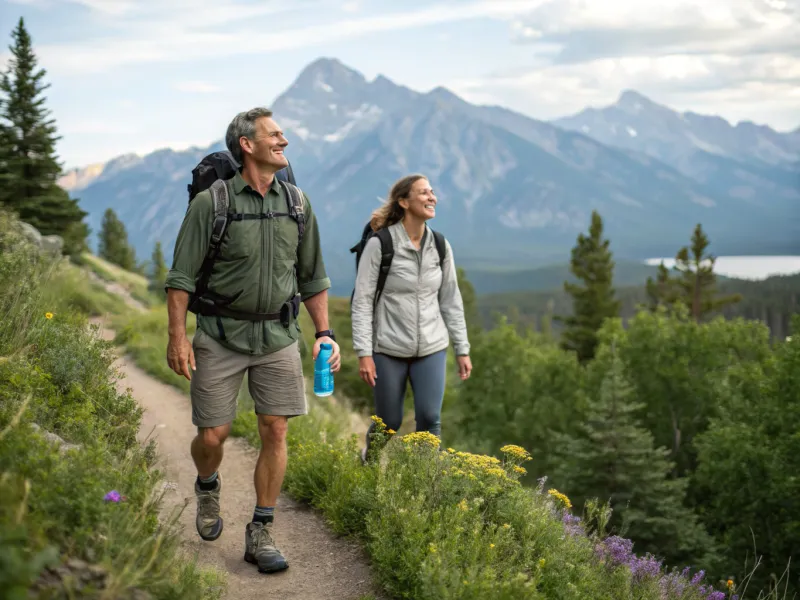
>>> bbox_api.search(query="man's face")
[241,116,289,170]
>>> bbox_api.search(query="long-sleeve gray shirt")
[350,221,470,359]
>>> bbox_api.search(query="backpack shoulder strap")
[191,179,230,306]
[373,227,394,308]
[432,229,447,269]
[278,179,305,246]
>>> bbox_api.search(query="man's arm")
[295,192,331,302]
[164,191,213,379]
[303,289,329,333]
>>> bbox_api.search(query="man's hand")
[456,355,472,381]
[167,333,196,380]
[313,336,341,372]
[358,356,377,387]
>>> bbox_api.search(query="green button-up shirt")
[165,170,330,355]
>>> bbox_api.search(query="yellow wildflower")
[539,558,546,568]
[513,465,527,475]
[727,579,734,590]
[502,523,510,529]
[429,543,437,553]
[401,431,441,448]
[446,447,455,453]
[547,488,572,509]
[45,312,54,319]
[485,467,509,480]
[370,415,386,427]
[458,499,469,511]
[386,429,396,435]
[489,543,495,549]
[500,444,532,462]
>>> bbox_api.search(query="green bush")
[0,209,225,599]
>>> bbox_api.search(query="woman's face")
[400,178,437,221]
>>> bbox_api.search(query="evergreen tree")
[98,208,136,271]
[0,18,87,254]
[551,347,716,567]
[557,211,621,362]
[645,261,679,310]
[149,240,168,296]
[673,224,741,321]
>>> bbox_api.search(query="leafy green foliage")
[0,18,88,255]
[557,210,621,362]
[693,316,800,594]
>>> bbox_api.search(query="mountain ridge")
[58,57,800,296]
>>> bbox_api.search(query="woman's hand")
[359,356,377,387]
[456,355,472,381]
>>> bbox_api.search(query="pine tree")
[149,240,168,296]
[551,348,716,567]
[645,261,679,310]
[557,211,621,362]
[647,224,742,321]
[673,224,741,321]
[0,18,87,254]
[98,208,136,271]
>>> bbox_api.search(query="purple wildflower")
[628,554,662,582]
[104,490,122,503]
[562,513,584,537]
[705,593,725,600]
[597,535,634,565]
[691,570,706,585]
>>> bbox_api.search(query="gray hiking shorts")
[190,328,307,428]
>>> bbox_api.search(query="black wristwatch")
[315,329,336,341]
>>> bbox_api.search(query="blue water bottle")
[314,343,334,397]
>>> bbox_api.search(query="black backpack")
[185,150,305,320]
[349,221,447,308]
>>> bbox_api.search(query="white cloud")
[172,80,222,94]
[341,1,359,12]
[446,0,800,129]
[60,119,138,134]
[32,1,543,74]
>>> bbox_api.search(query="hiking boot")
[194,476,223,541]
[244,521,289,573]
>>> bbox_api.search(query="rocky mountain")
[64,59,800,296]
[552,91,800,194]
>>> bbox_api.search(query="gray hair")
[225,107,273,164]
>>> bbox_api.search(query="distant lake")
[644,256,800,280]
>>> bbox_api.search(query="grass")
[0,209,225,599]
[76,251,162,309]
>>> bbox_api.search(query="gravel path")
[91,317,382,600]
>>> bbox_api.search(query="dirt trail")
[90,316,381,600]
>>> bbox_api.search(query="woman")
[351,174,472,458]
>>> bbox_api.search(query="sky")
[1,0,798,170]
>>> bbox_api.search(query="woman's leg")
[408,349,447,438]
[365,353,409,451]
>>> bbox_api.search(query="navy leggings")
[365,350,447,450]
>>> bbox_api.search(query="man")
[164,107,340,574]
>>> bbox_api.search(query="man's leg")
[189,328,247,541]
[242,341,306,573]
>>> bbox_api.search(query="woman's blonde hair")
[370,174,428,231]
